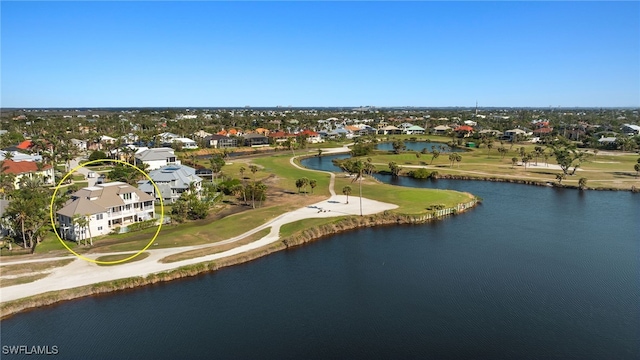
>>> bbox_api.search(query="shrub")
[409,168,431,179]
[88,151,108,163]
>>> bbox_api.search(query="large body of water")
[1,155,638,359]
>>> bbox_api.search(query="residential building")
[56,182,155,241]
[138,164,203,204]
[0,160,54,189]
[402,125,426,135]
[621,124,640,136]
[70,139,87,152]
[171,137,198,149]
[193,130,212,139]
[503,129,529,141]
[135,148,181,170]
[203,135,238,148]
[243,133,270,147]
[431,125,451,135]
[377,125,402,135]
[299,130,324,143]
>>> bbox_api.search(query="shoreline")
[0,202,478,320]
[429,174,639,192]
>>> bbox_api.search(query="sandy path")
[0,148,397,303]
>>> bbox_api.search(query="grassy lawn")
[159,228,271,263]
[0,273,49,288]
[334,177,474,214]
[0,259,75,277]
[95,252,150,266]
[360,145,640,190]
[252,154,332,196]
[279,216,349,238]
[84,202,312,254]
[34,232,80,254]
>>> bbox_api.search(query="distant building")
[203,135,238,148]
[243,133,270,147]
[0,160,54,189]
[135,148,181,170]
[621,124,640,136]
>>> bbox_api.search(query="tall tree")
[309,179,317,194]
[430,150,440,165]
[209,154,225,182]
[342,185,352,204]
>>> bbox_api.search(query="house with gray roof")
[134,147,181,170]
[621,124,640,135]
[138,164,202,204]
[56,182,155,242]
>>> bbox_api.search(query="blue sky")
[1,1,638,108]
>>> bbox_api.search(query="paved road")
[69,156,97,187]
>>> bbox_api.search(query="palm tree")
[342,185,352,204]
[249,165,258,183]
[578,177,588,190]
[239,166,246,182]
[497,146,508,159]
[511,157,518,169]
[430,150,440,165]
[309,179,317,194]
[454,153,462,168]
[556,173,565,185]
[0,170,15,200]
[248,165,259,207]
[295,178,304,193]
[73,215,88,245]
[10,197,28,248]
[522,155,530,170]
[350,160,365,216]
[84,214,93,246]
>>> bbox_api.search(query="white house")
[135,148,181,170]
[172,137,198,149]
[299,130,324,144]
[621,124,640,136]
[100,135,117,144]
[70,139,87,152]
[138,164,203,204]
[402,125,426,135]
[56,182,155,242]
[503,129,529,141]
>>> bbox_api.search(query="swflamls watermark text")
[2,345,59,356]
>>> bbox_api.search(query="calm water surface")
[1,157,638,359]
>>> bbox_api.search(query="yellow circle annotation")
[49,159,164,265]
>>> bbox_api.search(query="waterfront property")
[138,164,203,204]
[56,182,155,241]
